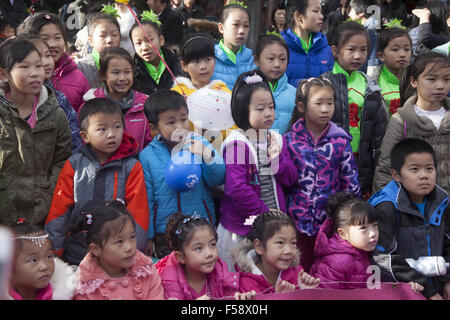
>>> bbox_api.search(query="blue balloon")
[165,150,202,192]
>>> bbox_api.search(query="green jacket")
[0,86,72,227]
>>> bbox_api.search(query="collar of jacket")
[291,117,351,140]
[214,43,253,65]
[282,28,327,53]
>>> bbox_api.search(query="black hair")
[231,69,274,131]
[15,33,50,50]
[248,211,297,246]
[390,138,437,174]
[129,19,162,43]
[99,46,135,87]
[166,212,217,252]
[377,27,412,53]
[326,192,377,232]
[11,221,52,252]
[349,0,379,19]
[0,38,40,73]
[285,0,312,28]
[254,34,290,62]
[143,89,188,125]
[288,77,336,130]
[221,3,250,23]
[87,12,121,37]
[0,18,13,33]
[328,20,370,58]
[180,32,215,65]
[78,97,124,131]
[16,12,68,44]
[409,1,448,35]
[70,200,135,248]
[400,52,450,106]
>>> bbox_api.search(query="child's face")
[5,50,45,97]
[255,43,288,83]
[33,41,54,80]
[294,0,323,33]
[80,112,124,164]
[392,152,437,203]
[410,63,450,110]
[255,225,297,272]
[181,56,215,89]
[89,20,121,53]
[176,226,218,275]
[377,36,411,74]
[248,88,275,130]
[91,220,137,278]
[38,23,66,64]
[153,106,190,143]
[334,34,368,74]
[131,24,164,66]
[104,57,133,99]
[338,220,379,252]
[273,9,286,26]
[12,238,55,294]
[219,9,250,52]
[1,25,15,39]
[299,86,335,130]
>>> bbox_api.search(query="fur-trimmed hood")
[7,257,76,300]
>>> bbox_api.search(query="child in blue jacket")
[211,4,257,90]
[139,90,225,259]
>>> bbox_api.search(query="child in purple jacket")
[217,70,298,271]
[283,77,360,271]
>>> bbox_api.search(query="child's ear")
[80,130,89,144]
[174,250,186,264]
[294,11,303,24]
[297,101,305,114]
[89,243,102,258]
[159,34,165,47]
[254,56,260,67]
[254,239,264,256]
[180,60,188,73]
[391,168,401,182]
[87,36,94,48]
[377,51,385,63]
[218,22,225,35]
[330,45,338,59]
[149,123,159,136]
[410,76,417,89]
[0,68,9,82]
[337,227,348,241]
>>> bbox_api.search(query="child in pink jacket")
[82,47,152,151]
[73,201,164,300]
[233,211,320,295]
[155,213,254,300]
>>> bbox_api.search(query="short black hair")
[255,34,290,62]
[180,32,215,65]
[0,18,13,32]
[390,138,437,173]
[143,89,188,125]
[78,98,124,131]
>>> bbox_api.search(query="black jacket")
[369,181,450,298]
[159,4,184,47]
[320,70,388,193]
[133,46,182,95]
[0,0,29,28]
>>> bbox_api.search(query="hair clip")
[45,14,51,20]
[141,10,162,27]
[101,4,120,19]
[175,228,182,237]
[17,218,26,224]
[244,215,258,226]
[244,74,263,85]
[86,214,93,225]
[13,234,49,248]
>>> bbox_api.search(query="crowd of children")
[0,0,449,301]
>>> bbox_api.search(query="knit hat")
[186,87,235,131]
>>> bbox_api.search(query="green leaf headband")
[101,4,120,19]
[141,10,162,27]
[345,18,363,25]
[266,30,283,39]
[227,0,247,9]
[383,18,406,30]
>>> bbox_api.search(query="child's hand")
[274,279,296,293]
[189,140,214,163]
[412,8,431,22]
[267,132,281,160]
[297,269,321,289]
[409,282,424,294]
[428,293,444,300]
[196,294,210,300]
[234,290,256,300]
[443,282,450,300]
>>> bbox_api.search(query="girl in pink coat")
[73,201,164,300]
[82,47,152,151]
[155,213,255,300]
[17,12,90,112]
[233,211,320,295]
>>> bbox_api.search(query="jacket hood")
[75,251,155,296]
[291,118,352,140]
[314,218,368,259]
[81,131,138,165]
[282,28,328,53]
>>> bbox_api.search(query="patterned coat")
[284,119,361,236]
